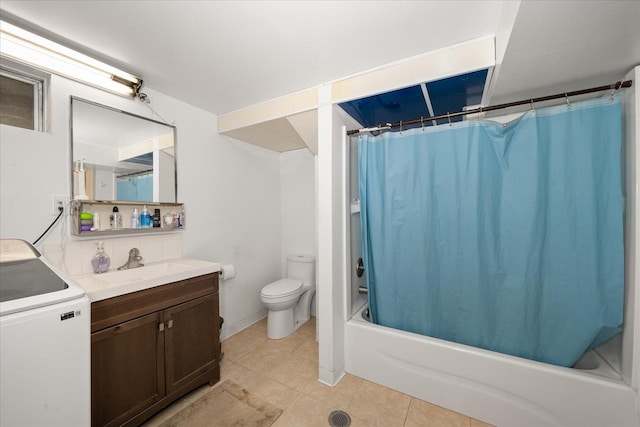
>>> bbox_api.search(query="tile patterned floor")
[144,317,494,427]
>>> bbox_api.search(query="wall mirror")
[70,97,177,203]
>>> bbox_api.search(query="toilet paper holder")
[219,264,235,280]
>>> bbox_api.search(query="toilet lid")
[261,279,302,298]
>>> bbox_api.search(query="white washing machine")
[0,239,90,427]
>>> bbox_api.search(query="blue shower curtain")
[117,173,153,202]
[359,96,624,367]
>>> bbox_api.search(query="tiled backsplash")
[42,234,183,277]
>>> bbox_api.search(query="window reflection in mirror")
[70,97,177,203]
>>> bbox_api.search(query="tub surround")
[345,305,638,427]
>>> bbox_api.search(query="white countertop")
[71,258,221,302]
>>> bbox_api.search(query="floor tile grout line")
[402,398,414,427]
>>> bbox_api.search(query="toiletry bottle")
[163,212,174,228]
[93,212,100,230]
[141,205,151,228]
[91,241,111,274]
[177,211,183,228]
[76,159,88,200]
[153,209,161,228]
[73,160,80,199]
[131,208,140,229]
[110,206,122,229]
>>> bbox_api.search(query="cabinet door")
[91,312,165,427]
[164,293,219,394]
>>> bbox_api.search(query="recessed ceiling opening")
[339,69,490,131]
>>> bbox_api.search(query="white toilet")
[260,255,316,339]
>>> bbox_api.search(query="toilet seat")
[261,279,302,299]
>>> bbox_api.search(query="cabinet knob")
[167,320,174,329]
[159,323,165,332]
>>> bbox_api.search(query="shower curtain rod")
[117,169,153,178]
[346,79,633,135]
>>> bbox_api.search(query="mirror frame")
[69,96,178,204]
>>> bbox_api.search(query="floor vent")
[328,410,351,427]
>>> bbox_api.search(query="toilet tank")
[286,255,316,285]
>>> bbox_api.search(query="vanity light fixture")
[0,20,142,97]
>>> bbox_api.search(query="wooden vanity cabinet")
[90,273,220,427]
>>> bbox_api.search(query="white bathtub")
[345,305,638,427]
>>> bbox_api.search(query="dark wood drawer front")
[91,273,218,333]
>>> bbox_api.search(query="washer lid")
[261,279,302,298]
[1,239,86,316]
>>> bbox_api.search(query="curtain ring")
[447,112,452,127]
[609,81,621,101]
[476,106,482,123]
[565,93,572,109]
[421,116,424,131]
[530,99,535,112]
[399,120,403,134]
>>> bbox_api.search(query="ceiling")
[1,1,639,136]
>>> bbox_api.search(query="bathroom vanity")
[75,261,221,427]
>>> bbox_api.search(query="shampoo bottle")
[153,209,161,228]
[110,206,122,229]
[91,241,111,274]
[141,205,151,228]
[131,208,140,229]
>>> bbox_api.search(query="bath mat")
[159,380,282,427]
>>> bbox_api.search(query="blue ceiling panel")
[426,69,488,125]
[340,85,431,131]
[340,69,489,130]
[124,152,153,166]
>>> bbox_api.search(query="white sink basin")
[72,258,221,302]
[95,262,192,285]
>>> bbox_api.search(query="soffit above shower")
[222,115,311,153]
[217,37,495,153]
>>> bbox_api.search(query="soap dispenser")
[141,205,151,228]
[91,241,111,274]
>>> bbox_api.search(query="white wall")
[317,86,348,385]
[156,149,175,202]
[280,148,316,268]
[280,148,317,315]
[93,167,115,201]
[0,73,283,340]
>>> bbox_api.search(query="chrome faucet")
[117,248,144,270]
